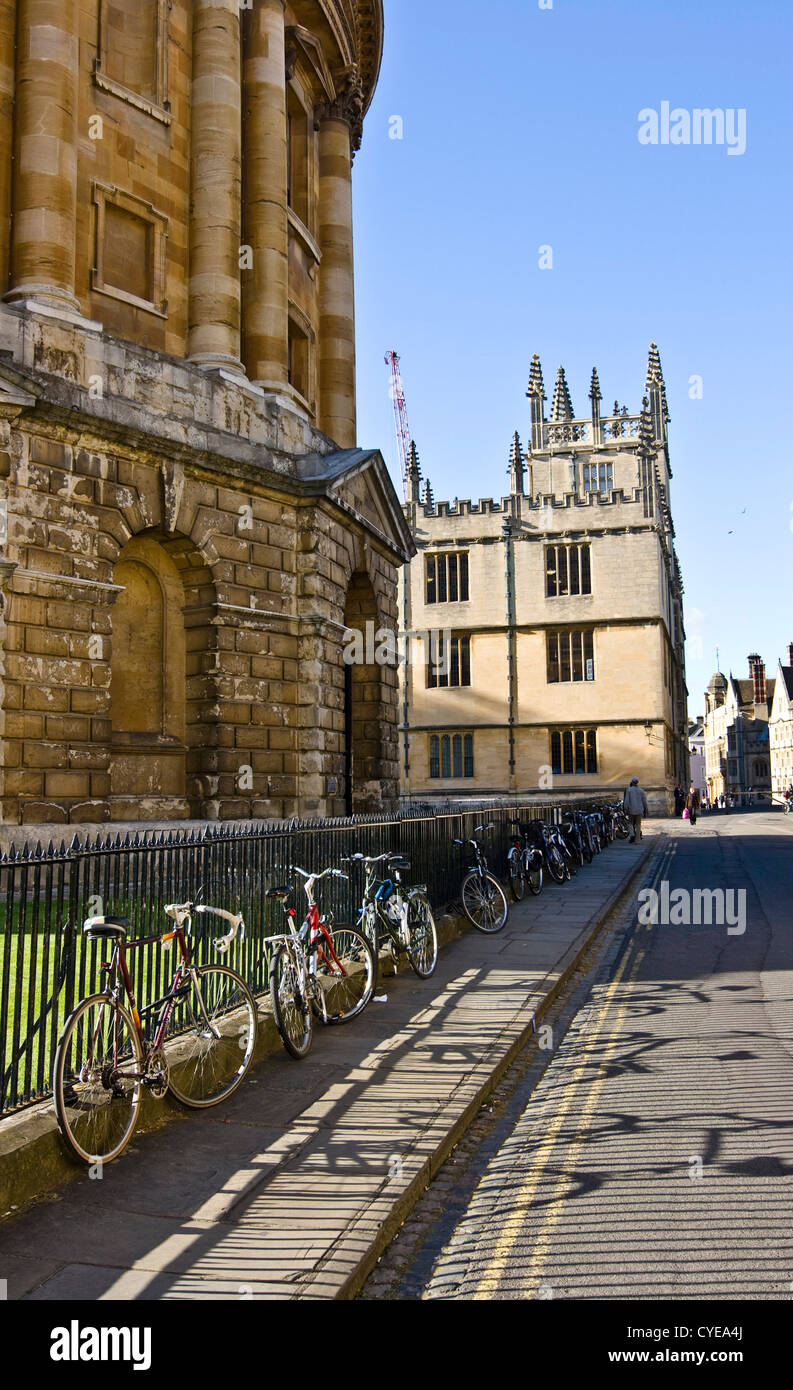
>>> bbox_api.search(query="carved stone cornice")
[315,69,364,153]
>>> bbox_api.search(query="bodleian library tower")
[400,348,688,814]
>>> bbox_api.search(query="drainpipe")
[401,559,411,791]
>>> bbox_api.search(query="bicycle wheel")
[508,849,526,902]
[461,871,509,933]
[405,892,438,978]
[546,847,567,884]
[526,859,543,895]
[166,965,257,1105]
[269,945,312,1058]
[54,993,143,1166]
[315,927,376,1023]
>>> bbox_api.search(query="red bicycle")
[53,900,257,1165]
[264,866,376,1059]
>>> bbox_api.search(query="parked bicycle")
[521,819,570,884]
[53,900,258,1166]
[507,821,544,900]
[455,824,509,932]
[558,812,586,870]
[264,866,376,1060]
[608,803,632,839]
[345,851,438,981]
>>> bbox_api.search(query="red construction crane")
[385,350,412,500]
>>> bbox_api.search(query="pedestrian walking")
[673,784,684,817]
[685,785,700,826]
[623,777,649,843]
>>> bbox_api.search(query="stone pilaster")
[316,83,360,449]
[188,0,245,376]
[6,0,81,314]
[241,0,289,389]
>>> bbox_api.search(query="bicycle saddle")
[266,886,293,901]
[83,916,129,940]
[389,857,410,870]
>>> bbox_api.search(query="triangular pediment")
[297,446,415,562]
[0,363,37,414]
[333,464,391,532]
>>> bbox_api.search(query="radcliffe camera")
[0,0,788,1363]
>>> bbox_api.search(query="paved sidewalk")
[0,831,659,1301]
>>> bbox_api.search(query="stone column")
[6,0,81,314]
[188,0,245,375]
[316,81,361,449]
[241,0,289,389]
[0,0,15,296]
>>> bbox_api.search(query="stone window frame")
[429,732,475,780]
[287,301,317,417]
[545,542,592,598]
[91,183,169,318]
[550,728,598,775]
[547,628,595,684]
[287,79,314,235]
[94,0,172,126]
[425,550,470,605]
[583,461,613,494]
[426,634,471,690]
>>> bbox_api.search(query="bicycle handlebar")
[164,901,193,930]
[290,866,348,881]
[194,904,246,954]
[342,852,396,867]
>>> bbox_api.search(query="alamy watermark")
[638,882,746,935]
[638,102,747,156]
[343,622,451,673]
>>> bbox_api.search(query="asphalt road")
[363,812,793,1300]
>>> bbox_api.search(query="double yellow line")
[470,842,670,1299]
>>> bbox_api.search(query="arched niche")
[342,569,384,815]
[109,533,187,813]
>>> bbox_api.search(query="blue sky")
[352,0,793,716]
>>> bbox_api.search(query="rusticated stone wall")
[0,401,402,825]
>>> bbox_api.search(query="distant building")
[688,716,706,796]
[704,656,774,805]
[399,346,688,814]
[769,645,793,801]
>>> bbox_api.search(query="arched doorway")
[109,534,187,816]
[342,570,384,816]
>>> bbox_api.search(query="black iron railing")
[0,798,605,1116]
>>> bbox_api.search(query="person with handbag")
[685,785,700,826]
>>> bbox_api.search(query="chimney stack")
[748,653,767,705]
[788,642,793,667]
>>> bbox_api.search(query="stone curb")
[0,907,471,1219]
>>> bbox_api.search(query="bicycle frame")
[84,902,236,1080]
[263,868,350,1018]
[356,857,411,954]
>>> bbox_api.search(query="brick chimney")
[748,653,767,704]
[788,642,793,667]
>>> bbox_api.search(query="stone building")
[768,645,793,801]
[688,715,706,797]
[703,656,774,805]
[0,0,415,827]
[399,347,688,814]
